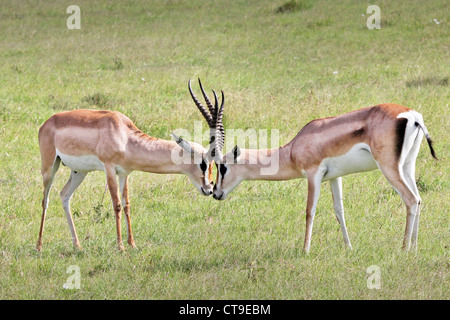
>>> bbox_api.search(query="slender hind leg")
[60,170,87,250]
[119,175,136,248]
[37,157,61,251]
[330,177,352,249]
[401,132,423,249]
[377,164,420,251]
[405,162,421,249]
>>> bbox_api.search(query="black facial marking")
[352,127,365,137]
[200,159,207,172]
[220,164,227,177]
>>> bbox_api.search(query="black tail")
[416,122,438,160]
[425,134,438,160]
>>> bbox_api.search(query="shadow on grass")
[275,0,312,14]
[406,76,448,88]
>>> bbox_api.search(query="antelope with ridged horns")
[204,99,437,253]
[36,80,222,251]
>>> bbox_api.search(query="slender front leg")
[37,157,61,251]
[330,177,352,250]
[119,175,136,248]
[105,165,124,251]
[303,168,324,253]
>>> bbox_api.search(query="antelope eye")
[200,160,207,172]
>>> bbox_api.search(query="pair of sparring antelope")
[36,79,437,253]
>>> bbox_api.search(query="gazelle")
[36,80,222,251]
[205,101,437,252]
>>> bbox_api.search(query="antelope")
[36,80,222,251]
[202,99,437,253]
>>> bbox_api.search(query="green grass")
[0,0,448,299]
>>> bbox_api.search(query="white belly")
[321,143,378,181]
[56,150,105,172]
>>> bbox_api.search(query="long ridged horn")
[216,90,225,156]
[188,79,226,162]
[198,78,216,121]
[188,78,213,127]
[211,90,225,161]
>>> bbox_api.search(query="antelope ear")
[224,145,241,164]
[171,133,193,154]
[232,145,241,159]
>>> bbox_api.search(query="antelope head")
[170,132,214,196]
[187,79,243,200]
[171,78,226,196]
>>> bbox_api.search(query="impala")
[205,100,437,252]
[36,80,222,251]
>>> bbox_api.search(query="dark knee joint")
[114,203,122,214]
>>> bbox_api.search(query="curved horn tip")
[219,91,225,109]
[170,133,182,142]
[212,90,219,105]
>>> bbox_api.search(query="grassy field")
[0,0,448,300]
